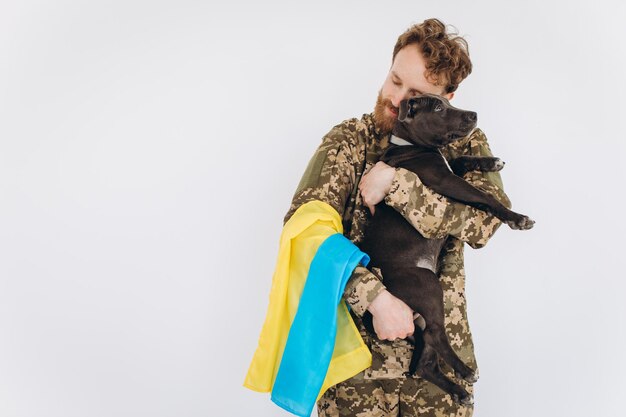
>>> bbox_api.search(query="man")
[284,18,511,416]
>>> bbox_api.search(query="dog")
[360,94,534,405]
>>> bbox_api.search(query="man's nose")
[391,90,415,109]
[390,92,407,109]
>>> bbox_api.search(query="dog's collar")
[390,135,413,146]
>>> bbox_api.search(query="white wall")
[1,1,624,416]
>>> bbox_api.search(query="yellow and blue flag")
[243,200,372,417]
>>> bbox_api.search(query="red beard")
[373,91,398,135]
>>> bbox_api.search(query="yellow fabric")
[243,200,372,400]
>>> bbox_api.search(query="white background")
[1,1,625,416]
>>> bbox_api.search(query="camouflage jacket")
[284,113,511,379]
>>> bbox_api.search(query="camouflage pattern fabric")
[283,113,510,416]
[317,369,475,417]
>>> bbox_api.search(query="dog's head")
[392,94,477,148]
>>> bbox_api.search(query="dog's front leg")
[420,163,534,230]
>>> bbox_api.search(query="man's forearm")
[343,265,386,316]
[384,128,512,249]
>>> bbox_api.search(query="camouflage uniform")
[284,113,511,417]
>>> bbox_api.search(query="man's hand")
[367,289,416,341]
[358,161,396,215]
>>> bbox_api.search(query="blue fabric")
[270,233,370,417]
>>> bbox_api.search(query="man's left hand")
[359,161,396,215]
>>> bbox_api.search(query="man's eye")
[434,104,443,112]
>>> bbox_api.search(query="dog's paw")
[507,215,535,230]
[479,157,505,172]
[492,158,505,171]
[456,370,479,384]
[450,392,474,406]
[460,394,474,406]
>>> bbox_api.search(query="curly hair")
[392,18,472,94]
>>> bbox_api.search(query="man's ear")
[445,92,455,101]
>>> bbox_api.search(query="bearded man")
[283,18,511,417]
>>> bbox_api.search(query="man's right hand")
[367,289,415,341]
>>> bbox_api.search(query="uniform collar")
[390,135,413,146]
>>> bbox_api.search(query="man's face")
[374,45,454,134]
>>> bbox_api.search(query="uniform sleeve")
[284,124,386,317]
[383,128,512,249]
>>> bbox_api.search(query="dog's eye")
[434,104,443,112]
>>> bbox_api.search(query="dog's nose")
[464,112,477,123]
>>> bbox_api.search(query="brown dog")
[360,94,534,405]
